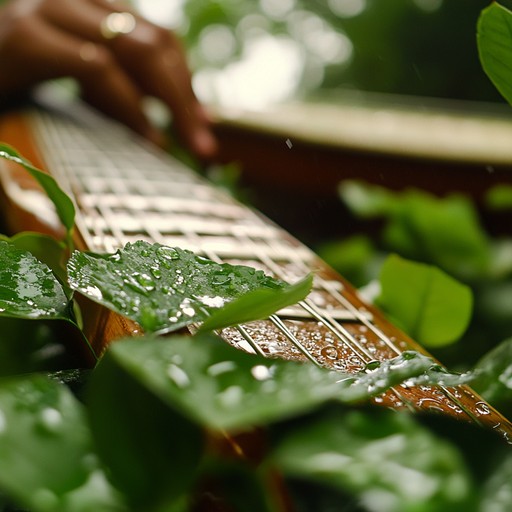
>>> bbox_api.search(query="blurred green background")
[136,0,503,109]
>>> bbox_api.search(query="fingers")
[40,0,218,159]
[112,29,219,159]
[0,0,217,159]
[0,9,162,145]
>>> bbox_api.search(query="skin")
[0,0,218,160]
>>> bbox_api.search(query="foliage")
[376,255,473,348]
[1,5,512,510]
[321,180,512,368]
[178,0,499,105]
[0,147,499,512]
[67,242,307,334]
[477,2,512,106]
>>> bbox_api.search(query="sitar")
[0,92,511,442]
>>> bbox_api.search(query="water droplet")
[217,386,243,408]
[207,361,237,376]
[0,409,7,434]
[135,273,156,292]
[320,346,339,360]
[251,365,272,380]
[182,306,195,317]
[150,267,162,279]
[167,364,190,388]
[212,274,231,286]
[475,401,491,416]
[158,246,180,260]
[199,295,226,308]
[38,408,62,433]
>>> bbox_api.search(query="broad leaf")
[381,191,490,281]
[316,235,378,288]
[4,232,69,292]
[67,241,287,334]
[199,273,313,333]
[0,144,75,240]
[92,333,345,432]
[338,180,398,217]
[270,407,474,512]
[0,241,70,321]
[88,345,204,511]
[95,334,472,433]
[0,375,125,511]
[477,3,512,106]
[339,182,490,280]
[485,184,512,210]
[376,255,473,347]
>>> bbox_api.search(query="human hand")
[0,0,218,160]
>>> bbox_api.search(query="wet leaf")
[93,333,345,432]
[270,407,474,512]
[67,241,286,334]
[0,241,70,321]
[95,334,471,433]
[376,255,473,347]
[345,351,473,403]
[88,345,204,511]
[198,273,313,333]
[3,232,69,293]
[0,375,125,511]
[478,3,512,106]
[0,144,75,240]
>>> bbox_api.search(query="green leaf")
[270,407,474,511]
[477,3,512,106]
[338,180,399,218]
[383,191,490,281]
[485,184,512,210]
[5,232,69,292]
[376,255,473,347]
[0,144,75,240]
[198,273,313,333]
[88,343,204,511]
[339,182,490,280]
[0,375,125,512]
[316,235,378,288]
[67,241,286,334]
[473,336,512,411]
[93,333,345,432]
[0,241,70,321]
[96,334,472,434]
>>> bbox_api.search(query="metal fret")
[26,102,512,439]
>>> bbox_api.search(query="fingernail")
[194,129,218,160]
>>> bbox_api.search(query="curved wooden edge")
[0,109,136,361]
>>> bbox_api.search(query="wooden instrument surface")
[1,96,511,442]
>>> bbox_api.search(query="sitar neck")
[0,96,511,441]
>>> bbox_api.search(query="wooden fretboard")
[1,96,511,441]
